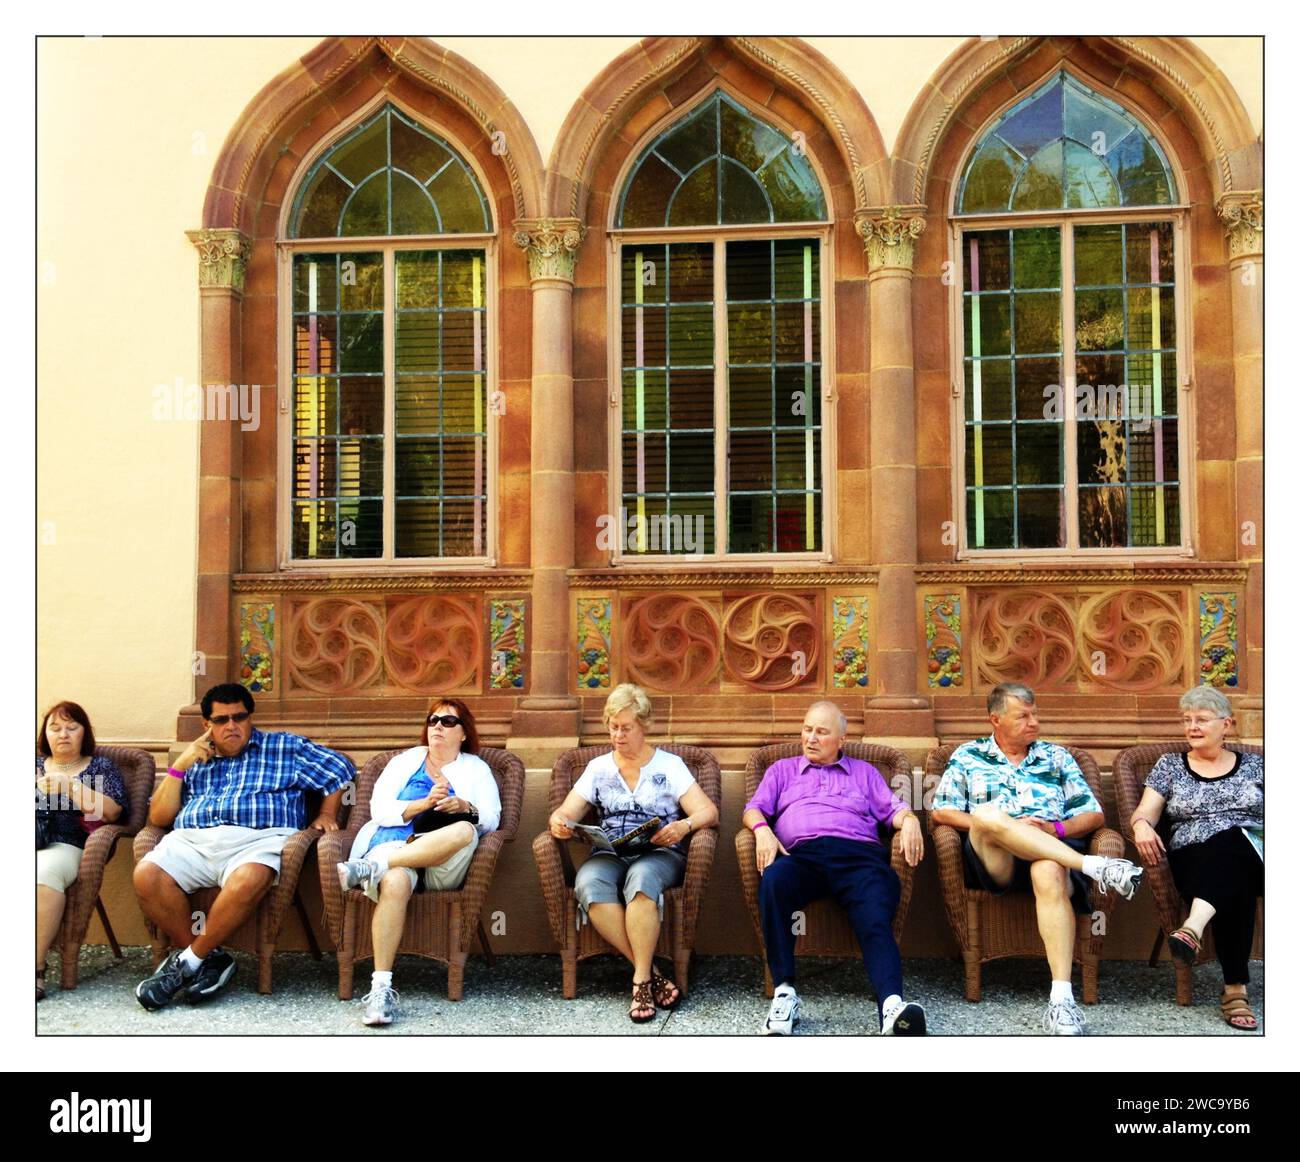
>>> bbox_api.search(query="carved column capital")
[186,228,252,292]
[855,206,927,273]
[1216,191,1263,261]
[512,217,586,283]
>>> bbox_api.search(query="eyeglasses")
[427,714,463,728]
[207,711,252,725]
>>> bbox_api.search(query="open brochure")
[566,817,663,851]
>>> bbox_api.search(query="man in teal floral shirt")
[932,683,1145,1035]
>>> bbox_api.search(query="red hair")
[421,697,480,754]
[38,701,97,757]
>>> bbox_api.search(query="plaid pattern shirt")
[174,729,354,831]
[934,736,1100,822]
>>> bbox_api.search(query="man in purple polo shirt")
[743,701,927,1036]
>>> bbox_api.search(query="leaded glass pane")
[616,91,827,227]
[290,105,489,238]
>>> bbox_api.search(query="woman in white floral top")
[1130,687,1263,1030]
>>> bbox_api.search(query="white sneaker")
[1043,997,1086,1035]
[761,985,801,1035]
[337,858,379,893]
[1096,858,1144,901]
[361,982,399,1026]
[880,997,927,1035]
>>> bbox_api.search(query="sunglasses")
[207,711,252,725]
[427,714,463,728]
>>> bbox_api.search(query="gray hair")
[988,682,1036,715]
[603,683,654,729]
[807,700,848,734]
[1179,686,1232,718]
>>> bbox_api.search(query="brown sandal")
[650,967,680,1010]
[1168,926,1202,965]
[1219,992,1258,1031]
[629,979,656,1023]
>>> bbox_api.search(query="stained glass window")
[287,104,492,561]
[617,93,828,557]
[958,72,1176,215]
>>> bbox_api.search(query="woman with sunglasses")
[335,698,500,1027]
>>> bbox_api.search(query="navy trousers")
[759,836,903,1014]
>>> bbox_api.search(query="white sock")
[371,970,393,989]
[1081,855,1106,881]
[1050,980,1074,1004]
[775,981,797,996]
[881,993,902,1015]
[179,946,204,975]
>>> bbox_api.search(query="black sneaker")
[185,949,237,1004]
[135,951,194,1011]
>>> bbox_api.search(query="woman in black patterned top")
[1130,687,1263,1030]
[36,702,128,1001]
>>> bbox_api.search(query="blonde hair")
[603,683,654,729]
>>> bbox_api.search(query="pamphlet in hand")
[566,817,663,851]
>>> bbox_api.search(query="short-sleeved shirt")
[36,754,129,849]
[934,736,1101,821]
[1144,750,1264,851]
[744,753,909,851]
[571,749,696,848]
[174,728,354,831]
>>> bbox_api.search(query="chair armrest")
[454,831,508,951]
[1088,825,1125,861]
[532,831,572,947]
[133,824,166,862]
[734,828,763,943]
[317,829,351,950]
[677,826,718,949]
[930,822,973,953]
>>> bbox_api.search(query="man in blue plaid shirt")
[134,683,353,1010]
[932,682,1144,1035]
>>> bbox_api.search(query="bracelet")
[750,820,771,833]
[167,766,185,780]
[1053,819,1066,839]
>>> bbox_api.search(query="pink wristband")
[750,820,771,833]
[167,766,185,780]
[1053,819,1066,839]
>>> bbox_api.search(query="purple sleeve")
[863,761,909,826]
[745,761,784,818]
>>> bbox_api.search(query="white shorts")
[362,829,479,903]
[37,842,84,893]
[141,825,298,892]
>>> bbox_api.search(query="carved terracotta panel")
[621,593,721,692]
[972,590,1076,689]
[924,594,964,689]
[286,598,384,694]
[1078,588,1186,691]
[576,597,613,691]
[831,595,870,689]
[239,601,275,694]
[384,595,482,693]
[722,592,820,691]
[489,598,527,690]
[1199,592,1240,688]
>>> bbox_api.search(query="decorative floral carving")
[722,593,819,691]
[855,206,927,272]
[1199,593,1239,688]
[622,593,720,691]
[489,599,527,690]
[972,590,1075,689]
[1078,588,1185,691]
[831,596,870,689]
[1217,191,1263,259]
[286,598,384,694]
[576,597,613,691]
[925,594,964,689]
[513,217,585,282]
[239,601,275,694]
[186,228,251,291]
[384,596,481,693]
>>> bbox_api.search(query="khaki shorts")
[363,829,479,902]
[37,842,84,893]
[141,825,298,892]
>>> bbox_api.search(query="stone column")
[1217,192,1263,738]
[855,207,934,749]
[510,219,585,745]
[180,228,250,734]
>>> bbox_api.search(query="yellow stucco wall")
[36,36,1262,744]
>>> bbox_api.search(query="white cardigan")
[349,746,502,861]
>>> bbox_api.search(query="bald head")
[802,701,847,765]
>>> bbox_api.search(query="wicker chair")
[133,760,356,995]
[532,744,722,999]
[735,742,919,998]
[1112,742,1264,1005]
[56,746,156,990]
[319,746,524,1001]
[926,743,1124,1003]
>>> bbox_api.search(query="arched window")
[955,71,1184,553]
[613,90,830,557]
[284,103,493,562]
